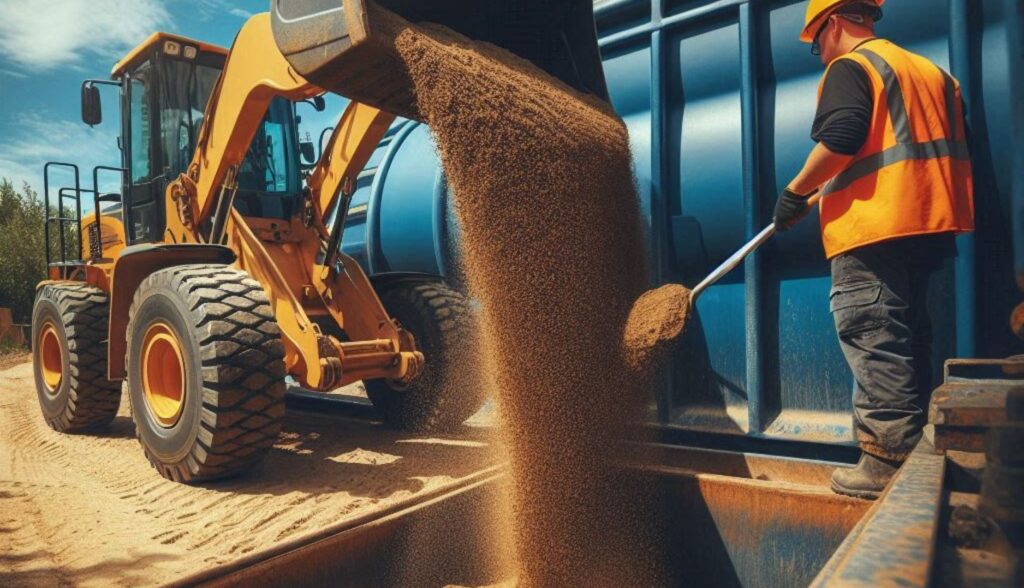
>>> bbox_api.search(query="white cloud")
[191,0,253,22]
[0,68,27,79]
[0,0,171,71]
[0,112,122,203]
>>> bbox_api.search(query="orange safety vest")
[817,39,975,259]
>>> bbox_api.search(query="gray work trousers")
[829,233,955,460]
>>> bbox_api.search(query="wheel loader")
[32,0,608,483]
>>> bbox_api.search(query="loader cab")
[99,33,303,245]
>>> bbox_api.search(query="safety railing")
[42,162,126,267]
[42,162,84,268]
[90,165,126,258]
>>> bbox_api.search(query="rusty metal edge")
[162,465,508,588]
[162,441,869,587]
[637,463,867,502]
[810,442,946,587]
[635,442,847,486]
[809,486,887,585]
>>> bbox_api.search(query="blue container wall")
[344,0,1023,448]
[342,121,457,280]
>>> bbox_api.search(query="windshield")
[157,60,219,180]
[156,57,300,200]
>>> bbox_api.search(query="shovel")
[624,191,822,367]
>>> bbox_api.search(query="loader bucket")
[270,0,609,120]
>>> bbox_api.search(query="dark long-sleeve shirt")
[811,59,874,155]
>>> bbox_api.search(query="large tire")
[31,283,121,432]
[125,264,286,483]
[365,282,486,432]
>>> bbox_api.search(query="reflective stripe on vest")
[822,49,970,196]
[816,40,975,258]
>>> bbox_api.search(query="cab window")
[129,77,151,183]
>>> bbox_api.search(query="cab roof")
[111,32,228,77]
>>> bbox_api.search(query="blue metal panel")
[974,0,1021,359]
[738,3,764,433]
[762,1,851,442]
[352,0,1022,449]
[663,15,751,433]
[604,41,655,270]
[1010,0,1024,286]
[951,0,978,359]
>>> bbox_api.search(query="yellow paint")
[307,102,396,220]
[39,322,63,393]
[141,321,186,428]
[112,31,228,76]
[168,14,322,225]
[81,213,126,262]
[50,12,425,391]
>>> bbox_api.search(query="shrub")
[0,178,76,323]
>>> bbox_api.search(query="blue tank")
[342,0,1023,450]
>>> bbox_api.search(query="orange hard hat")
[800,0,885,43]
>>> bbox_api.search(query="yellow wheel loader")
[32,0,608,483]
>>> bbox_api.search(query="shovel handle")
[690,189,821,301]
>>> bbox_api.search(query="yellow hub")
[39,322,63,393]
[141,322,186,428]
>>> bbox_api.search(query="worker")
[774,0,974,499]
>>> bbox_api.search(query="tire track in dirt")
[1,361,502,586]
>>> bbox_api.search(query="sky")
[0,0,346,201]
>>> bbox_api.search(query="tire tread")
[127,264,285,483]
[35,283,120,432]
[365,281,485,432]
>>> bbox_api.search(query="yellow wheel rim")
[141,322,186,428]
[39,322,63,393]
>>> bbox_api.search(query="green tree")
[0,179,78,324]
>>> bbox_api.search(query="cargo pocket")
[830,281,886,338]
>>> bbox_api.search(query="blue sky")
[0,0,345,200]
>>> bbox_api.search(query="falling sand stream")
[391,18,671,587]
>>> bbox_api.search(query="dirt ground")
[0,351,29,372]
[0,360,501,587]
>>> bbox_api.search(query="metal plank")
[811,444,946,587]
[930,383,1016,427]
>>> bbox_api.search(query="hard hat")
[800,0,885,43]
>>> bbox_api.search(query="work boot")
[830,453,902,500]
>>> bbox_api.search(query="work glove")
[773,188,812,231]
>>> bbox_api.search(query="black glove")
[773,188,812,231]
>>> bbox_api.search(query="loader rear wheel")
[126,264,286,483]
[366,282,486,432]
[31,283,121,432]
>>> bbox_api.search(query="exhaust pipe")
[270,0,609,120]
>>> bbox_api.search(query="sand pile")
[393,22,667,587]
[0,362,501,587]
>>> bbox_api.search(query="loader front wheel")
[32,284,121,431]
[365,282,486,432]
[126,265,286,483]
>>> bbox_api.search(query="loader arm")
[160,13,416,390]
[306,101,395,227]
[169,14,320,230]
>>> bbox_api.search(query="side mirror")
[299,140,316,164]
[81,84,102,126]
[312,96,326,112]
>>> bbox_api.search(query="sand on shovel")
[623,283,692,372]
[392,18,670,587]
